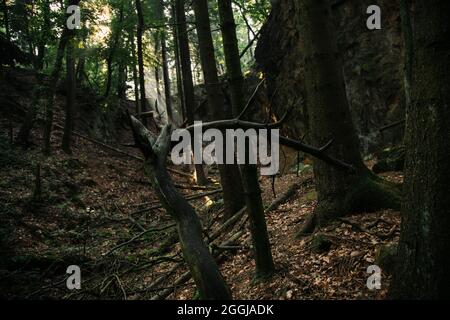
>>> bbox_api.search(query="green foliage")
[2,0,270,106]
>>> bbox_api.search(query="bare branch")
[237,78,266,120]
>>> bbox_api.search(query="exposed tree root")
[296,172,401,238]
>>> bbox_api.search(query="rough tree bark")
[217,0,274,279]
[155,0,173,122]
[296,0,400,234]
[400,0,413,110]
[389,0,450,299]
[61,38,76,154]
[161,35,173,121]
[192,0,246,219]
[129,29,140,115]
[116,62,127,99]
[171,2,185,122]
[174,0,208,185]
[135,0,148,126]
[128,116,232,300]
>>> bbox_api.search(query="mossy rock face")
[375,243,398,275]
[373,146,405,174]
[310,234,332,254]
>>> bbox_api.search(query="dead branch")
[133,189,222,208]
[279,136,354,172]
[338,217,399,240]
[265,182,302,213]
[151,230,246,300]
[130,189,222,216]
[128,114,232,299]
[114,204,146,232]
[53,123,190,178]
[237,78,266,120]
[103,223,176,256]
[182,117,353,172]
[174,183,218,191]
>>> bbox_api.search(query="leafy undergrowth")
[0,108,402,300]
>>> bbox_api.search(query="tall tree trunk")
[174,0,208,186]
[135,0,148,125]
[42,0,81,155]
[156,0,173,122]
[16,80,42,146]
[218,0,274,279]
[400,0,413,110]
[389,0,450,299]
[130,29,140,115]
[75,53,85,83]
[154,33,161,98]
[171,2,185,123]
[161,34,173,122]
[192,0,246,220]
[296,0,400,233]
[104,5,124,98]
[75,36,87,84]
[36,0,50,70]
[61,38,76,154]
[116,63,126,99]
[22,0,34,58]
[2,0,11,42]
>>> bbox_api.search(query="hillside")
[0,68,401,299]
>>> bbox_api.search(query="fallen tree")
[127,114,231,300]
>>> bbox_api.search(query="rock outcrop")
[255,0,405,153]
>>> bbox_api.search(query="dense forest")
[0,0,449,301]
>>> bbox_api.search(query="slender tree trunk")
[174,0,208,185]
[22,1,34,58]
[36,0,50,70]
[17,81,42,146]
[171,2,185,123]
[154,33,161,98]
[161,34,173,122]
[104,5,124,98]
[217,0,274,279]
[156,0,173,123]
[76,53,85,83]
[389,0,450,299]
[296,0,400,233]
[130,29,140,115]
[61,39,76,154]
[135,0,148,125]
[400,0,413,109]
[192,0,246,219]
[42,0,81,155]
[75,37,87,83]
[2,0,11,42]
[117,63,126,99]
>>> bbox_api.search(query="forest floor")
[0,68,402,300]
